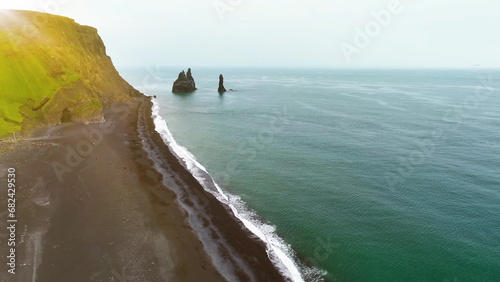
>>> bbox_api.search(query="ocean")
[120,67,500,281]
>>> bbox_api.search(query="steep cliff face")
[0,10,142,138]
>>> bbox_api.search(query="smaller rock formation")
[172,68,197,93]
[218,74,227,93]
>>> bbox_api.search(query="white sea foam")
[148,98,308,282]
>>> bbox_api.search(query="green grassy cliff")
[0,10,142,138]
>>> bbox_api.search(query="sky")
[1,0,499,68]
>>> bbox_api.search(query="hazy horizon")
[1,0,499,68]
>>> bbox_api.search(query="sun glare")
[0,9,15,24]
[0,2,39,25]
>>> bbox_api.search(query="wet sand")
[0,98,287,281]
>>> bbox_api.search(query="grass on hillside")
[0,10,102,137]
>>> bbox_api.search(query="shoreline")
[0,97,290,281]
[138,98,294,281]
[148,99,308,281]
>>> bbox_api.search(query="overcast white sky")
[1,0,500,68]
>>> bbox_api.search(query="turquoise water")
[120,68,500,281]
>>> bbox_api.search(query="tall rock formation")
[172,68,197,93]
[218,74,227,93]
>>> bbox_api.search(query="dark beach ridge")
[0,97,298,281]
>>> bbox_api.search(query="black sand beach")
[0,98,287,281]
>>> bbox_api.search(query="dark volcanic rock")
[172,68,197,93]
[186,68,196,89]
[218,74,227,93]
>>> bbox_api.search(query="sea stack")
[172,68,197,93]
[218,74,227,93]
